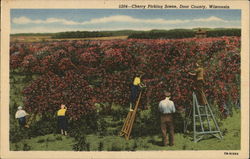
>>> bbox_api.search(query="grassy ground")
[10,109,240,151]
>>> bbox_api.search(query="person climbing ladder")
[130,72,146,111]
[188,60,206,105]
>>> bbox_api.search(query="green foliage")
[11,109,240,151]
[55,136,63,141]
[110,142,123,151]
[131,140,138,151]
[98,141,104,151]
[97,117,108,136]
[11,33,54,36]
[129,29,196,39]
[51,30,140,39]
[37,139,45,143]
[14,144,20,151]
[10,127,28,143]
[10,134,75,151]
[22,143,31,151]
[68,112,99,136]
[124,143,130,151]
[72,134,89,151]
[11,28,240,40]
[128,28,240,39]
[207,29,241,37]
[28,115,57,137]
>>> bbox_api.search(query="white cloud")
[12,16,33,24]
[12,16,79,25]
[12,15,231,26]
[11,27,79,34]
[193,16,226,22]
[80,15,192,25]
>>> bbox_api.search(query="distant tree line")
[10,33,54,36]
[51,30,141,39]
[206,29,241,37]
[128,28,241,39]
[11,28,241,39]
[128,29,196,39]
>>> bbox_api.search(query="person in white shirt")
[15,106,29,127]
[158,91,176,146]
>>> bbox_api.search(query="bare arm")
[188,72,196,76]
[139,82,146,88]
[172,103,176,113]
[25,110,29,116]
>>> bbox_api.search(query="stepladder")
[185,90,223,142]
[119,90,142,140]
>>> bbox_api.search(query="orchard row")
[10,37,240,120]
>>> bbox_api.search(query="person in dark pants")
[57,104,68,136]
[158,91,176,146]
[15,106,29,128]
[130,72,145,111]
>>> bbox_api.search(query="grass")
[11,134,75,151]
[10,109,240,151]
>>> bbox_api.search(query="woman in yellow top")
[57,104,68,135]
[130,72,145,111]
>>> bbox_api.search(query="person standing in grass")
[130,72,145,111]
[15,106,29,128]
[57,104,68,136]
[158,91,176,146]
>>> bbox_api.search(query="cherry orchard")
[10,37,240,120]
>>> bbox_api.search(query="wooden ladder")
[119,91,142,140]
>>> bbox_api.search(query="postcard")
[1,0,249,158]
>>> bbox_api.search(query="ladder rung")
[195,114,211,117]
[196,131,220,135]
[198,105,205,108]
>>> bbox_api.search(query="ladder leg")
[193,92,197,142]
[120,111,132,136]
[194,94,205,132]
[126,91,142,140]
[126,113,135,140]
[204,105,212,131]
[207,103,223,139]
[201,91,223,139]
[124,112,132,131]
[202,92,223,139]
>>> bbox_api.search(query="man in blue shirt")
[158,91,176,146]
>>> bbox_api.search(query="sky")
[11,9,241,34]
